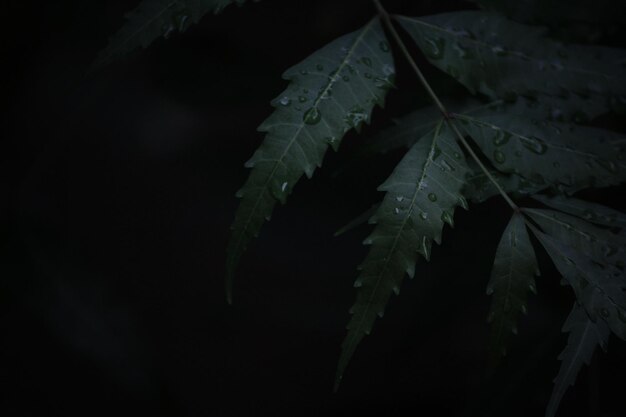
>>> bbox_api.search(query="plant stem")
[372,0,519,212]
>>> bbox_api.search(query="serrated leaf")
[396,12,626,108]
[335,120,469,388]
[94,0,256,67]
[528,227,626,340]
[524,208,625,269]
[457,113,626,192]
[486,212,539,358]
[227,18,395,302]
[366,92,610,160]
[463,161,546,204]
[533,195,626,229]
[475,0,626,43]
[545,303,610,417]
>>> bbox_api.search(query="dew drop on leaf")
[428,193,438,202]
[379,40,390,53]
[521,136,548,154]
[279,96,291,106]
[494,150,506,163]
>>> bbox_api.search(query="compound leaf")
[227,18,395,302]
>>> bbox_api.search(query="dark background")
[2,0,625,416]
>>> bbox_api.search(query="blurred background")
[2,0,625,416]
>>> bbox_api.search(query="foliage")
[97,0,626,415]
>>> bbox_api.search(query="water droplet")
[298,96,307,103]
[521,136,548,154]
[494,150,506,163]
[528,283,537,294]
[303,107,322,125]
[395,196,404,202]
[394,207,401,215]
[281,182,288,192]
[299,69,308,75]
[379,41,390,53]
[493,131,512,146]
[521,305,528,315]
[342,75,350,82]
[453,152,461,160]
[428,193,438,202]
[486,286,494,295]
[419,212,428,220]
[423,36,445,59]
[279,96,291,106]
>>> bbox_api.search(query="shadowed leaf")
[336,120,469,388]
[227,18,395,302]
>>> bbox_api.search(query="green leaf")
[365,93,611,160]
[227,18,395,302]
[545,303,610,417]
[463,161,546,204]
[94,0,256,67]
[457,113,626,192]
[486,212,539,358]
[474,0,626,43]
[528,226,626,340]
[533,195,626,229]
[336,120,469,388]
[524,208,626,269]
[395,12,626,106]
